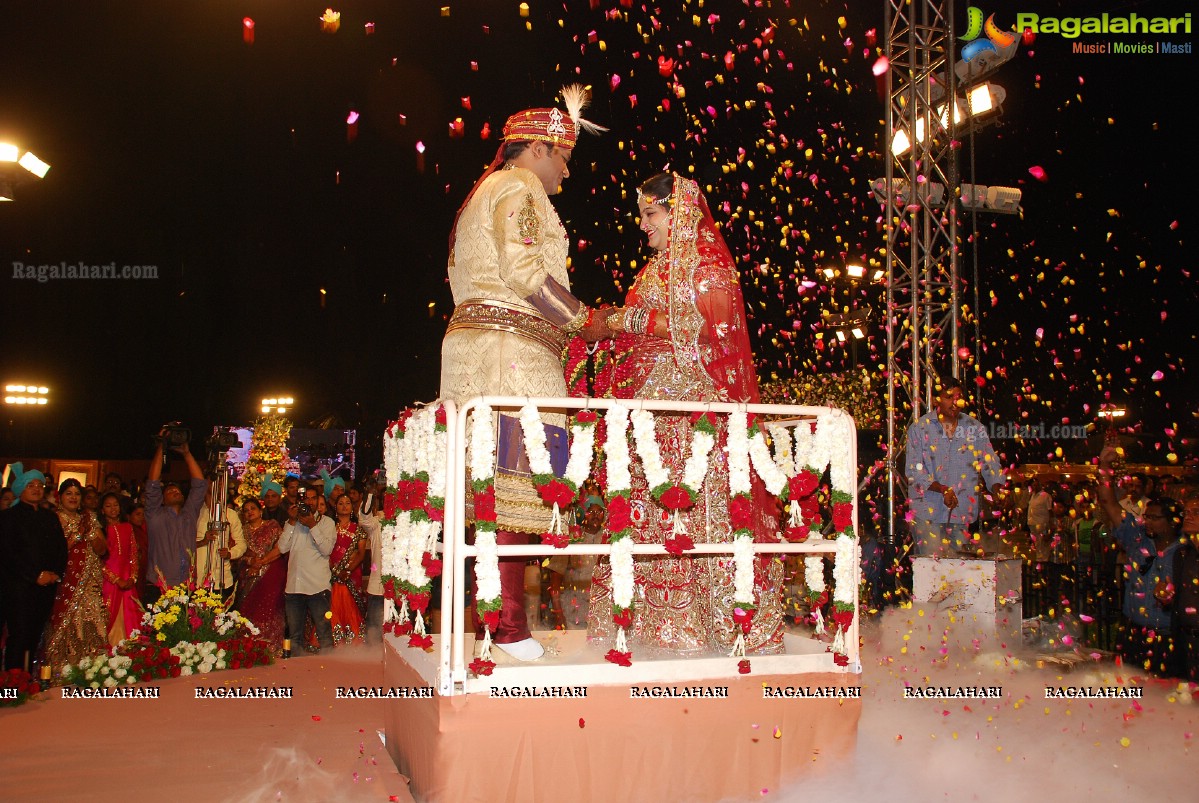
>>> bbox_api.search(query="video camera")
[206,426,243,466]
[154,421,191,453]
[156,421,191,450]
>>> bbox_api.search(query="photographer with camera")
[144,424,207,604]
[250,485,336,654]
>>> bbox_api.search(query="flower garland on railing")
[726,409,758,669]
[381,404,447,650]
[830,533,857,666]
[519,404,596,549]
[603,403,635,666]
[781,421,825,541]
[468,404,499,676]
[804,555,828,635]
[629,408,716,555]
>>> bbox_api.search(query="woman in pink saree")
[99,493,141,644]
[587,172,784,655]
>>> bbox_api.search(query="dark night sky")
[1,0,1195,473]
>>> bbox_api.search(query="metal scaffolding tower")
[882,0,961,543]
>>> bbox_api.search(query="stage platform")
[382,630,862,803]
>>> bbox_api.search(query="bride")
[587,172,784,655]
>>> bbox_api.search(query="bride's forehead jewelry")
[636,189,671,207]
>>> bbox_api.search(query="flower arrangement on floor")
[143,584,259,645]
[2,667,41,707]
[60,582,272,688]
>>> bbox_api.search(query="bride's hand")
[605,307,627,334]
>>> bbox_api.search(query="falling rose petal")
[1028,165,1047,181]
[1119,737,1131,748]
[1151,371,1164,381]
[773,726,782,739]
[1079,614,1094,622]
[312,715,321,721]
[579,718,585,728]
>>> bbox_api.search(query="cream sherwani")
[441,165,580,534]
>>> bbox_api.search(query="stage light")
[871,177,946,207]
[822,267,837,279]
[846,265,865,279]
[872,269,885,282]
[18,152,50,178]
[262,396,294,414]
[1,143,51,201]
[1097,408,1126,419]
[851,327,866,340]
[3,383,49,406]
[835,330,847,343]
[985,185,1021,214]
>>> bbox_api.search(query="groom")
[439,87,609,661]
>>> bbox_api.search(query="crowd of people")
[899,387,1199,681]
[0,441,386,679]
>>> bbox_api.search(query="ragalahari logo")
[960,7,1019,61]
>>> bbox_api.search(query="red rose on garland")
[658,486,694,511]
[832,652,849,667]
[729,494,754,531]
[604,649,633,667]
[407,591,432,613]
[538,479,576,509]
[831,607,855,630]
[395,621,413,636]
[383,493,399,521]
[474,487,496,521]
[798,495,820,521]
[468,657,496,676]
[612,607,633,628]
[789,471,820,500]
[606,495,632,531]
[737,659,751,675]
[663,534,695,555]
[424,502,444,523]
[408,634,433,650]
[733,606,756,634]
[576,409,598,424]
[832,502,853,532]
[783,526,809,543]
[434,406,447,429]
[480,609,500,631]
[540,532,570,549]
[421,552,443,578]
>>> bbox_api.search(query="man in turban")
[440,86,608,661]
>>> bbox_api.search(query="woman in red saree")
[99,493,141,644]
[587,172,784,655]
[328,494,367,646]
[236,498,287,655]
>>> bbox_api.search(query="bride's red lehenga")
[587,175,785,655]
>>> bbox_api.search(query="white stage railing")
[390,396,861,696]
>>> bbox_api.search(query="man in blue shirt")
[1097,446,1182,675]
[144,434,207,602]
[905,376,1005,557]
